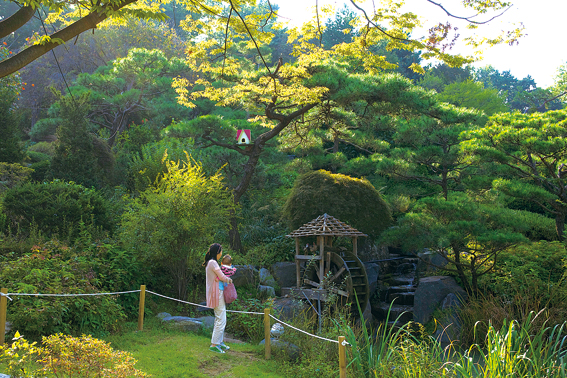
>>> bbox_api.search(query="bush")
[29,160,50,182]
[283,170,393,239]
[2,180,114,241]
[0,333,148,378]
[0,162,33,192]
[0,240,126,340]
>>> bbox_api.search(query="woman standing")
[203,243,233,353]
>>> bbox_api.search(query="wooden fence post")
[264,308,271,360]
[339,336,347,378]
[138,285,146,331]
[0,288,7,345]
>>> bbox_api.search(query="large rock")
[259,338,301,362]
[259,268,277,287]
[417,249,448,273]
[272,297,310,322]
[157,312,202,332]
[258,285,276,297]
[433,293,465,346]
[232,265,258,287]
[271,262,296,288]
[363,262,380,295]
[413,276,467,324]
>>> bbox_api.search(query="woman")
[203,243,233,353]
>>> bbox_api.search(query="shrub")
[283,170,393,239]
[0,240,127,340]
[27,141,56,157]
[2,180,114,241]
[39,334,149,377]
[0,162,33,192]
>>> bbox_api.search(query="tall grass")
[342,301,567,377]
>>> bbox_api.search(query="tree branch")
[0,4,36,39]
[0,0,138,79]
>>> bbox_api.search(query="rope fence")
[0,285,349,378]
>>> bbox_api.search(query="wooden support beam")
[295,238,301,288]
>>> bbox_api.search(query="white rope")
[269,313,341,344]
[146,290,210,309]
[1,289,348,345]
[146,290,263,315]
[2,290,140,301]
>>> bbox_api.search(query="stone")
[271,323,285,338]
[258,285,276,297]
[417,249,448,272]
[272,297,310,322]
[271,262,296,289]
[363,262,380,295]
[413,276,467,325]
[232,265,257,287]
[196,316,215,329]
[259,338,301,362]
[259,268,277,287]
[158,313,203,332]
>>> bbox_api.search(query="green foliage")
[381,193,531,293]
[119,153,235,300]
[0,90,24,164]
[1,180,114,241]
[226,294,270,342]
[283,170,392,239]
[124,137,196,193]
[438,80,509,115]
[462,109,567,239]
[50,92,107,188]
[0,240,126,340]
[0,162,33,192]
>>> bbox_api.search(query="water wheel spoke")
[329,266,346,283]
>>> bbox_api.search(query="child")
[219,255,238,305]
[219,255,237,291]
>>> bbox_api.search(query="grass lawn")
[102,319,287,378]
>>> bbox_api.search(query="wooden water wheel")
[283,214,370,315]
[303,250,370,309]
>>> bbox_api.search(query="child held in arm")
[219,255,237,291]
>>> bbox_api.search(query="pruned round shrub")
[1,180,114,240]
[283,170,393,239]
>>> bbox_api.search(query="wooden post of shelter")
[295,238,301,288]
[138,284,146,331]
[352,236,358,256]
[318,236,324,284]
[0,288,7,345]
[339,336,347,378]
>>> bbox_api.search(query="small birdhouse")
[236,129,251,145]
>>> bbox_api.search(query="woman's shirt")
[205,259,230,309]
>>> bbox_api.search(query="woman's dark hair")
[202,243,222,267]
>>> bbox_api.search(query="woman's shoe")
[220,342,230,350]
[209,345,225,354]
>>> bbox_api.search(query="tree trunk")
[228,211,243,253]
[555,211,565,241]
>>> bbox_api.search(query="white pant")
[211,290,226,345]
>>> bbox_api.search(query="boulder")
[196,316,215,329]
[259,268,277,287]
[271,262,296,288]
[232,265,258,287]
[363,262,380,295]
[258,285,276,297]
[413,276,467,324]
[433,293,465,346]
[417,249,448,273]
[272,297,310,322]
[157,312,203,332]
[259,338,301,362]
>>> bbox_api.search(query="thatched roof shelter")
[286,213,367,238]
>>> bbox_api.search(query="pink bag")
[224,283,237,304]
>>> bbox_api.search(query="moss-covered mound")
[283,170,392,239]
